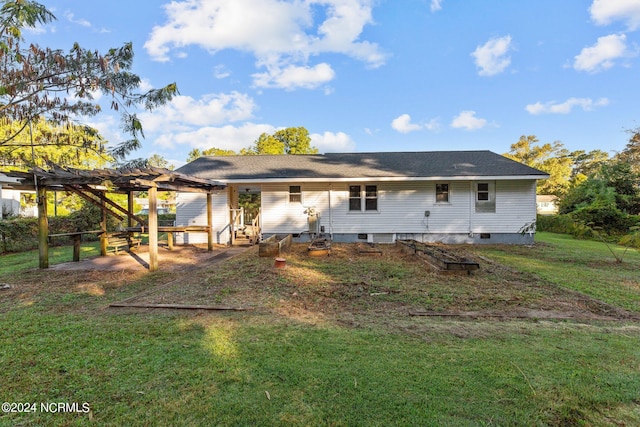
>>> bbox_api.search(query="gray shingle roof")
[176,151,548,181]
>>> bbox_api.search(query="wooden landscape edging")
[109,302,252,311]
[397,239,479,275]
[259,234,292,257]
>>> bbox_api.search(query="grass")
[479,232,640,312]
[0,241,101,275]
[0,233,639,426]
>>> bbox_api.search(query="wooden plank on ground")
[109,302,252,311]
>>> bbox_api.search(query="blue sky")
[25,0,640,167]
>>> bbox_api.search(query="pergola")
[4,165,226,272]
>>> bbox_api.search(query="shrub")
[0,217,39,253]
[536,214,594,239]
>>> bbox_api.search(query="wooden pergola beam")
[79,185,146,226]
[63,185,125,221]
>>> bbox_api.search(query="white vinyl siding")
[261,184,307,234]
[471,180,537,233]
[176,179,539,241]
[175,191,228,244]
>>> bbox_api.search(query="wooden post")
[37,186,49,269]
[127,191,134,228]
[167,231,174,250]
[149,186,158,272]
[73,234,81,262]
[228,187,234,246]
[207,192,213,251]
[100,196,107,256]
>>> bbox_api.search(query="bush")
[570,203,636,235]
[0,217,39,253]
[536,214,594,239]
[0,201,136,254]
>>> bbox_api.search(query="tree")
[186,147,236,162]
[0,1,178,163]
[241,132,285,155]
[0,117,109,169]
[616,128,640,174]
[504,135,572,195]
[147,154,174,170]
[242,127,318,155]
[569,149,609,183]
[274,126,318,155]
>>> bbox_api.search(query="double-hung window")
[289,185,301,203]
[435,183,449,203]
[477,183,490,201]
[349,185,378,212]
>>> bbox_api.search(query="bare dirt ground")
[2,243,637,329]
[116,243,637,323]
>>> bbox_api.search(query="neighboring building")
[175,151,549,245]
[134,197,175,214]
[536,195,559,215]
[0,173,24,219]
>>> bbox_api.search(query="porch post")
[37,185,48,268]
[148,186,158,272]
[100,196,107,256]
[228,186,235,246]
[207,192,213,251]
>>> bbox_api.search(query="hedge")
[0,211,175,255]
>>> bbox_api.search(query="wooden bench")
[107,232,141,254]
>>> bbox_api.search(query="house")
[175,151,549,245]
[0,173,26,219]
[536,194,559,215]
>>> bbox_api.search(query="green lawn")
[0,233,639,426]
[480,232,640,312]
[0,241,101,275]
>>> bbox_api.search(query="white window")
[436,183,449,203]
[349,185,378,212]
[477,183,490,201]
[475,182,496,213]
[289,185,301,203]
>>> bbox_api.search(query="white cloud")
[252,63,335,90]
[471,35,513,76]
[450,110,487,130]
[144,0,387,90]
[391,114,422,133]
[213,65,231,79]
[590,0,640,30]
[139,92,256,135]
[153,122,276,152]
[525,97,610,115]
[430,0,443,12]
[573,33,633,72]
[310,131,356,152]
[63,11,91,28]
[391,114,440,133]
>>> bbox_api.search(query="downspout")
[0,184,3,220]
[328,184,333,238]
[468,181,473,237]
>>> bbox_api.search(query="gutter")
[210,175,549,184]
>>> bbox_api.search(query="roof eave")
[216,175,549,184]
